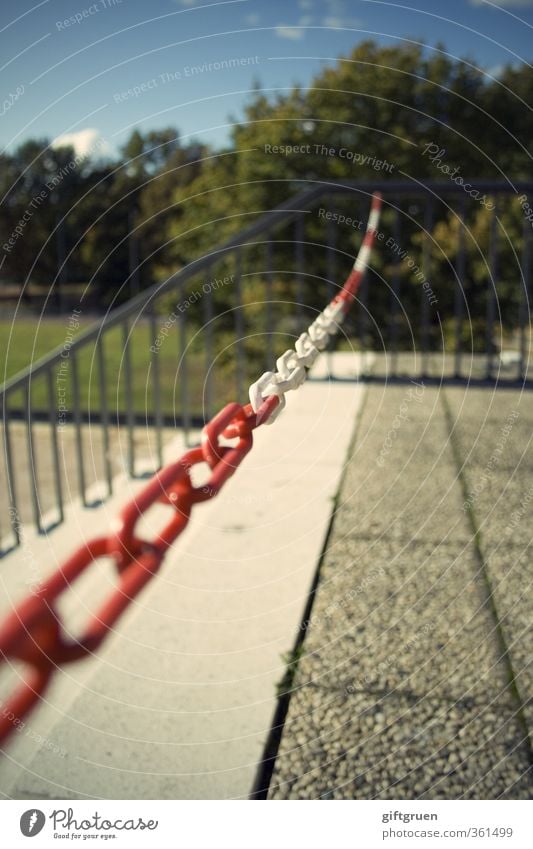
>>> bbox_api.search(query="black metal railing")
[1,180,532,551]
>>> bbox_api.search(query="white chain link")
[248,194,381,425]
[248,300,346,424]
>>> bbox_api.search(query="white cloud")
[485,64,505,77]
[319,0,362,28]
[275,25,305,40]
[246,13,260,24]
[322,14,361,27]
[51,128,111,160]
[275,12,315,39]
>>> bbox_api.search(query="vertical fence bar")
[421,200,433,380]
[122,320,135,478]
[295,214,305,332]
[128,210,141,300]
[150,311,163,468]
[71,351,87,505]
[178,280,191,445]
[358,274,368,355]
[202,264,214,420]
[519,213,531,382]
[389,203,402,377]
[454,199,467,379]
[46,368,64,525]
[56,218,67,315]
[486,201,498,380]
[96,334,113,497]
[326,202,337,303]
[3,398,20,548]
[24,384,42,533]
[233,247,245,404]
[265,235,274,369]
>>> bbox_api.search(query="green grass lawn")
[1,316,80,379]
[0,317,255,419]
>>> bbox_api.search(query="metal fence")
[1,180,532,551]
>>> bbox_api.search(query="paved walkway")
[268,377,532,799]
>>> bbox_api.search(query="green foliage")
[1,41,532,350]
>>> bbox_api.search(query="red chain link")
[0,193,381,747]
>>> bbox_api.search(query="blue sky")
[1,0,533,158]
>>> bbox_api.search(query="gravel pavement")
[267,377,533,799]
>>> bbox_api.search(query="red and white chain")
[249,192,382,424]
[0,192,382,746]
